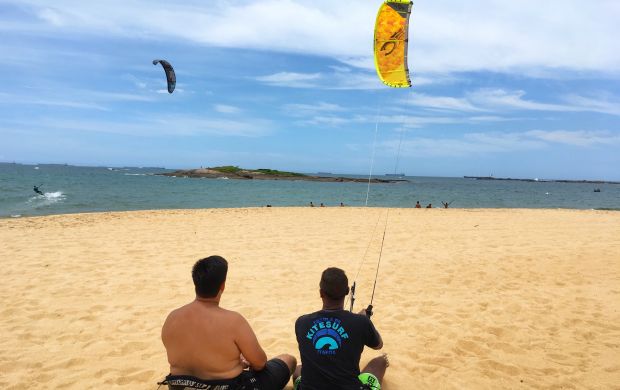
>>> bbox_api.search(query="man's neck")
[322,301,344,311]
[195,296,220,306]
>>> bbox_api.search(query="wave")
[27,191,66,207]
[124,173,148,176]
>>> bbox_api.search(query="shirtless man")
[161,255,296,389]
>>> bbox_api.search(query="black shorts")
[244,358,291,390]
[163,358,291,390]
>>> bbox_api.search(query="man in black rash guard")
[293,267,388,390]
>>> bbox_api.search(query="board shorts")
[293,372,381,390]
[162,358,290,390]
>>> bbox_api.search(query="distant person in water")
[320,203,325,207]
[33,185,44,196]
[441,201,452,209]
[415,201,421,208]
[310,202,315,207]
[340,202,345,207]
[426,204,432,208]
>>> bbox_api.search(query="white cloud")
[404,89,620,116]
[526,130,620,146]
[0,89,158,110]
[298,116,353,127]
[406,93,483,112]
[466,89,572,112]
[283,102,344,116]
[255,69,384,90]
[214,104,242,114]
[561,94,620,116]
[7,0,619,75]
[37,8,65,27]
[5,114,274,138]
[0,92,108,110]
[255,72,323,88]
[380,129,620,158]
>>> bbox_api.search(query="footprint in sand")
[109,369,156,385]
[454,339,490,357]
[478,359,521,376]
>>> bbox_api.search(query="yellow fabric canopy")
[374,0,412,88]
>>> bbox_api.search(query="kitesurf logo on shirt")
[305,317,349,355]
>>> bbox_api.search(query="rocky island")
[158,166,403,183]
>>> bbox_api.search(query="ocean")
[1,163,619,218]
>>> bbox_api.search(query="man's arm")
[369,327,383,350]
[359,310,383,350]
[234,313,268,371]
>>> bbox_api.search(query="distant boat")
[385,173,405,177]
[594,188,601,192]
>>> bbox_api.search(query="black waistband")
[162,373,247,390]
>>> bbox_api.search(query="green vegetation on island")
[210,166,307,177]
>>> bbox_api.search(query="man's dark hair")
[320,267,349,300]
[192,255,228,298]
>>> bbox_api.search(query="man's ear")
[220,282,226,293]
[319,289,324,298]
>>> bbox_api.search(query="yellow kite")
[374,0,412,88]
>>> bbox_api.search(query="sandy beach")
[1,208,619,389]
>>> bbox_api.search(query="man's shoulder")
[167,303,245,321]
[296,310,367,324]
[295,311,315,323]
[224,308,247,322]
[295,310,324,326]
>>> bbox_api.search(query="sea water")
[1,163,618,218]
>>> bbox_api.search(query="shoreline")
[3,206,620,220]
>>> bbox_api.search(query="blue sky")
[1,1,619,180]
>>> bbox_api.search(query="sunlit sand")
[1,208,619,389]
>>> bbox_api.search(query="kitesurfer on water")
[293,267,388,390]
[33,185,44,196]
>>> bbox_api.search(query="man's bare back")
[160,256,295,389]
[162,299,267,380]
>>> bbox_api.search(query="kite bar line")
[367,209,389,317]
[394,126,405,175]
[345,210,384,311]
[365,99,383,207]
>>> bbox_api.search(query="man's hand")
[358,305,374,318]
[240,354,250,369]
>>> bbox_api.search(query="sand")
[1,208,619,389]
